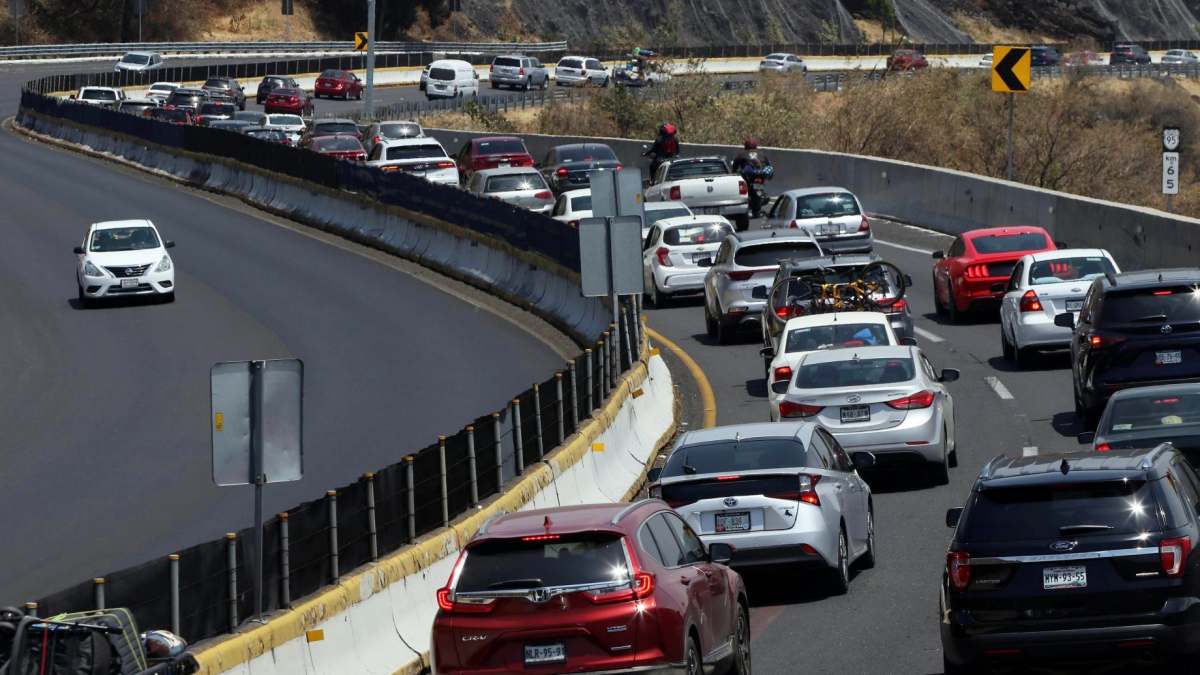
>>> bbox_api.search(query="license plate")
[120,278,139,288]
[715,511,751,532]
[816,223,839,235]
[1157,350,1183,365]
[524,644,565,664]
[840,405,871,423]
[499,162,511,168]
[1043,565,1087,590]
[1066,299,1084,311]
[692,254,712,264]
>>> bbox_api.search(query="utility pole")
[364,0,376,119]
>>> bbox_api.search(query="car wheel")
[930,427,951,486]
[731,604,751,675]
[933,275,947,317]
[942,655,977,675]
[603,76,610,87]
[716,315,736,345]
[685,635,702,675]
[77,284,92,309]
[649,281,668,308]
[490,81,498,89]
[161,292,175,304]
[734,214,750,231]
[860,507,876,569]
[704,303,718,338]
[1013,343,1030,370]
[830,527,850,595]
[946,282,963,324]
[1000,327,1015,361]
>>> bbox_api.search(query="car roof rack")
[478,512,507,535]
[1141,442,1175,471]
[978,455,1006,480]
[610,498,657,525]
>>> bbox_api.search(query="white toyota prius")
[75,219,175,306]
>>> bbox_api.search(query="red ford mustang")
[932,225,1058,322]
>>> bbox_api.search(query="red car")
[454,136,535,183]
[314,69,364,100]
[932,225,1058,321]
[263,87,315,116]
[886,49,928,71]
[309,134,366,161]
[432,500,749,675]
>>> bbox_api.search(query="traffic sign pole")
[364,0,376,119]
[1006,92,1015,181]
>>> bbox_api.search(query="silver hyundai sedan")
[772,345,960,484]
[647,422,876,594]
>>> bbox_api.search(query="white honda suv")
[75,219,175,306]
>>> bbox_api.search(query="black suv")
[201,76,246,110]
[163,88,209,112]
[941,446,1200,672]
[1030,45,1061,66]
[1058,269,1200,427]
[1111,43,1152,65]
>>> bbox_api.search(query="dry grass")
[199,1,322,41]
[952,12,1053,45]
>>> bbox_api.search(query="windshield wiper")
[1058,524,1114,535]
[487,578,543,590]
[1128,314,1169,323]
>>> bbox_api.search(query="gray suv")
[703,230,823,344]
[489,55,549,91]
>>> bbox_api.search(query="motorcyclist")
[732,137,773,217]
[643,123,679,176]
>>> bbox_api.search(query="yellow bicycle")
[769,261,908,319]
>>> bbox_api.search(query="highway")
[0,63,565,604]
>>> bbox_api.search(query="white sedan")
[75,219,175,306]
[999,248,1119,368]
[550,188,592,227]
[265,114,307,145]
[366,138,458,186]
[145,82,181,103]
[641,215,732,307]
[765,312,900,413]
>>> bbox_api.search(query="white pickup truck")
[73,86,125,108]
[643,157,750,230]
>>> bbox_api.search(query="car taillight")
[615,163,622,170]
[947,552,971,591]
[772,366,792,383]
[656,247,673,266]
[534,190,553,200]
[556,167,568,177]
[436,161,456,169]
[1161,536,1191,577]
[779,401,823,418]
[288,96,298,103]
[372,135,380,144]
[964,264,990,279]
[886,298,907,312]
[738,179,748,196]
[887,390,935,410]
[1088,332,1127,349]
[859,216,870,232]
[787,219,799,229]
[473,157,494,170]
[767,473,820,505]
[1095,442,1112,452]
[587,539,655,604]
[1019,290,1042,312]
[518,67,526,76]
[669,185,682,200]
[775,305,792,319]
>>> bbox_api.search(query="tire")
[730,604,751,675]
[942,655,977,675]
[829,527,850,595]
[522,79,530,91]
[734,214,750,231]
[930,426,951,486]
[946,282,963,324]
[649,281,669,308]
[541,77,549,90]
[76,284,92,309]
[716,315,736,345]
[704,302,718,338]
[933,275,947,317]
[603,76,610,87]
[1000,327,1015,361]
[685,635,703,675]
[490,81,498,89]
[161,292,175,304]
[860,506,876,569]
[1013,343,1030,370]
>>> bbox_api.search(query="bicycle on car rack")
[768,260,908,318]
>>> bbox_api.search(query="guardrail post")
[226,532,238,632]
[466,425,479,505]
[93,578,105,610]
[554,373,565,445]
[365,473,379,561]
[621,302,633,370]
[599,335,610,399]
[404,456,416,542]
[512,399,525,474]
[569,361,579,428]
[632,296,642,355]
[533,384,545,458]
[493,412,504,488]
[585,349,594,413]
[327,490,339,582]
[23,602,36,618]
[169,554,181,635]
[438,436,450,527]
[279,512,291,606]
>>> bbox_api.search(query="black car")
[1111,43,1152,65]
[539,143,621,193]
[255,75,300,104]
[1083,383,1200,464]
[1059,269,1200,428]
[1030,45,1061,66]
[202,76,246,110]
[163,88,209,112]
[941,446,1200,672]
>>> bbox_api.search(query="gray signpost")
[582,168,646,365]
[212,358,303,621]
[1163,126,1181,212]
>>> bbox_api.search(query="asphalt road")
[0,62,563,604]
[644,215,1093,674]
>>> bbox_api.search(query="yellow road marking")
[645,326,717,428]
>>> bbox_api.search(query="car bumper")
[832,409,945,463]
[1014,313,1073,349]
[555,73,591,85]
[699,515,836,569]
[653,267,708,293]
[956,278,1007,309]
[80,271,174,298]
[425,85,463,98]
[691,202,748,217]
[490,75,526,86]
[718,300,766,324]
[814,233,873,253]
[315,86,345,96]
[263,104,303,114]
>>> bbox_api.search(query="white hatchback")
[75,219,175,305]
[642,215,733,306]
[550,188,593,227]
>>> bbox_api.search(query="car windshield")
[477,139,527,155]
[429,67,457,81]
[233,112,266,123]
[1100,286,1200,324]
[569,195,592,211]
[662,439,807,477]
[380,122,421,138]
[796,356,915,388]
[1028,256,1116,285]
[558,58,583,69]
[735,242,821,266]
[1105,392,1200,434]
[786,323,891,353]
[493,57,522,68]
[319,70,341,78]
[314,122,357,135]
[664,223,731,246]
[315,137,362,151]
[121,53,149,65]
[970,232,1048,254]
[666,160,727,180]
[486,173,546,192]
[559,145,616,163]
[203,78,229,88]
[267,114,303,127]
[83,89,117,101]
[383,144,445,160]
[963,480,1159,541]
[455,533,629,592]
[794,192,860,218]
[90,227,160,252]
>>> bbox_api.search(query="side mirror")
[696,257,713,268]
[1054,312,1074,328]
[1055,240,1068,248]
[1077,431,1095,445]
[945,507,963,528]
[905,274,914,286]
[851,451,876,471]
[898,336,918,346]
[73,246,84,254]
[931,250,945,259]
[990,282,1006,293]
[750,285,768,300]
[708,542,734,565]
[164,240,176,249]
[759,346,774,359]
[938,368,961,383]
[647,467,662,483]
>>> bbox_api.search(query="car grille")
[105,264,151,278]
[106,283,154,294]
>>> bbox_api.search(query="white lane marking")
[985,376,1015,400]
[1022,446,1039,457]
[875,239,936,255]
[912,326,945,343]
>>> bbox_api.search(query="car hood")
[84,250,165,266]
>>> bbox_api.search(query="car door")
[643,514,707,657]
[921,353,954,442]
[643,225,661,285]
[825,430,869,553]
[662,512,731,660]
[812,429,861,544]
[585,59,605,83]
[935,236,965,304]
[999,260,1025,340]
[766,195,791,229]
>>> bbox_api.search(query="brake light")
[472,157,495,170]
[372,135,380,144]
[521,534,560,542]
[887,298,907,311]
[1088,332,1127,349]
[1095,442,1111,452]
[288,96,298,103]
[964,264,990,279]
[669,185,682,200]
[436,161,456,169]
[1019,290,1042,312]
[775,305,791,319]
[1154,289,1174,296]
[766,473,821,505]
[534,190,553,201]
[518,67,526,76]
[615,164,622,170]
[859,216,870,232]
[727,270,755,281]
[779,401,823,418]
[655,247,673,266]
[947,551,971,591]
[556,167,568,177]
[738,179,748,196]
[716,475,740,481]
[886,390,935,410]
[587,539,655,604]
[788,220,798,229]
[773,365,793,383]
[1161,536,1191,577]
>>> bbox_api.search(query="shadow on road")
[859,464,943,493]
[744,377,768,398]
[921,310,999,327]
[985,351,1071,374]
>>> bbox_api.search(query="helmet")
[660,123,677,136]
[142,630,188,659]
[743,137,758,149]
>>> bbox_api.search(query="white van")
[425,59,479,100]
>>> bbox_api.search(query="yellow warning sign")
[991,46,1031,93]
[354,32,368,52]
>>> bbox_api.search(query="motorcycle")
[742,164,774,221]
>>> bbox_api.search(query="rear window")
[319,70,341,78]
[456,533,627,591]
[246,130,284,141]
[558,58,583,69]
[204,78,228,88]
[199,103,234,115]
[486,173,547,192]
[314,122,358,135]
[1028,256,1115,285]
[735,242,821,267]
[428,67,457,81]
[661,475,806,507]
[796,356,914,388]
[477,139,527,155]
[83,89,118,100]
[380,122,421,138]
[570,195,592,211]
[267,114,302,126]
[794,192,860,218]
[1105,392,1200,434]
[1100,286,1200,324]
[646,206,692,226]
[666,160,727,180]
[664,222,731,246]
[970,232,1048,254]
[662,439,807,477]
[558,145,616,163]
[785,324,891,353]
[384,144,446,160]
[314,137,361,151]
[493,57,522,68]
[233,112,267,123]
[962,480,1159,542]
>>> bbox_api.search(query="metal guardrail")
[0,39,569,60]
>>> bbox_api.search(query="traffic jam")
[67,52,1200,675]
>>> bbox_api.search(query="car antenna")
[1159,272,1164,283]
[1060,458,1070,475]
[734,431,741,447]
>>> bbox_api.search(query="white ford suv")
[75,219,175,306]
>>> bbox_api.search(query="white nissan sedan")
[75,219,175,306]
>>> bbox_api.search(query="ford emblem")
[1050,540,1076,552]
[723,497,738,507]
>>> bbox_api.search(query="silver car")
[555,55,609,86]
[647,422,876,593]
[772,344,960,484]
[758,53,806,73]
[1081,383,1200,454]
[1162,49,1200,65]
[703,230,823,344]
[233,111,268,126]
[364,119,424,153]
[468,167,555,214]
[765,187,873,253]
[115,51,163,72]
[489,55,550,90]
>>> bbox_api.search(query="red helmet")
[661,123,677,136]
[743,137,758,149]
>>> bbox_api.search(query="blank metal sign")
[211,359,304,486]
[579,216,644,297]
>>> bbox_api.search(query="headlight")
[83,260,105,277]
[155,255,172,273]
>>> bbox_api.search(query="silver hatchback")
[468,167,555,214]
[765,187,873,253]
[647,422,876,593]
